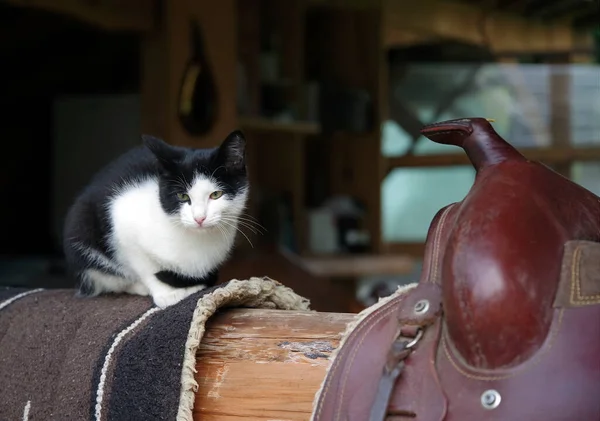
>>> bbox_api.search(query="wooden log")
[194,308,356,421]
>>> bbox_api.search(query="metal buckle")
[405,328,424,349]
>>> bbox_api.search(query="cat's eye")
[209,191,224,200]
[177,193,190,202]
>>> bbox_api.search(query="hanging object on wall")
[177,19,218,136]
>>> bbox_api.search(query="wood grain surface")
[194,308,355,420]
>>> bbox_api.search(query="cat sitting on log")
[63,131,250,308]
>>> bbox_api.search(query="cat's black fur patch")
[154,269,219,289]
[62,131,247,294]
[142,132,247,216]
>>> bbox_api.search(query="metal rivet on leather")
[414,299,430,314]
[481,389,501,410]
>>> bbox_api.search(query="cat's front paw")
[152,285,206,308]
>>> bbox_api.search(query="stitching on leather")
[432,203,484,365]
[441,308,565,381]
[313,323,347,419]
[430,207,447,283]
[431,205,455,284]
[335,297,398,420]
[334,304,401,421]
[313,297,402,420]
[571,245,600,304]
[313,326,349,420]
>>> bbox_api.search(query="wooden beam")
[386,146,600,170]
[239,117,321,136]
[383,0,575,53]
[307,0,378,9]
[4,0,155,31]
[194,308,355,420]
[383,241,427,258]
[571,29,596,63]
[382,27,438,49]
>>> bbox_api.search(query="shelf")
[282,248,417,278]
[386,145,600,170]
[239,116,321,135]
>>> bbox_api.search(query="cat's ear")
[143,135,183,169]
[217,130,246,170]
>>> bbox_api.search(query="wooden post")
[311,7,384,253]
[194,308,355,420]
[140,0,238,148]
[548,54,573,178]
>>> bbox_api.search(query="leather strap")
[369,327,423,421]
[312,283,442,421]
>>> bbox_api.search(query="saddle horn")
[420,117,526,171]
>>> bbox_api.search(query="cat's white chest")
[108,179,234,278]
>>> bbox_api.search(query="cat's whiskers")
[215,224,229,244]
[222,211,264,225]
[239,212,260,221]
[177,175,191,190]
[221,214,266,234]
[236,220,266,234]
[237,213,267,231]
[220,216,265,235]
[219,220,254,248]
[235,214,266,227]
[167,214,186,227]
[170,177,189,192]
[210,165,226,180]
[168,215,200,232]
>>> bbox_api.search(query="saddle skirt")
[311,118,600,421]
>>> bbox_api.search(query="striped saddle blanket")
[0,277,309,421]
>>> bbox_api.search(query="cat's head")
[142,131,249,231]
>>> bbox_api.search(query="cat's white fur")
[80,174,248,308]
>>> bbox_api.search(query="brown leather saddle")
[312,118,600,421]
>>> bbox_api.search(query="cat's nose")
[194,216,206,226]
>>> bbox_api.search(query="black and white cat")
[63,131,249,308]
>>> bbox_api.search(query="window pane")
[382,162,600,244]
[571,66,600,146]
[384,63,600,157]
[381,166,475,242]
[573,161,600,196]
